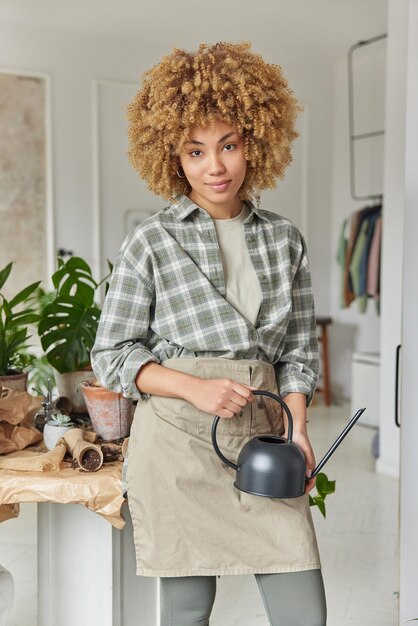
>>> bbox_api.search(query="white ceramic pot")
[43,423,74,451]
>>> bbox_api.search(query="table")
[0,460,158,625]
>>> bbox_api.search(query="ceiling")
[1,0,387,64]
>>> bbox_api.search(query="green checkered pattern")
[91,194,319,403]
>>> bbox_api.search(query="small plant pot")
[43,423,74,451]
[0,372,28,392]
[80,379,134,440]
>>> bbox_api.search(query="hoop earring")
[177,167,185,179]
[255,193,261,209]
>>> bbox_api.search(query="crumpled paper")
[0,503,19,523]
[0,386,126,528]
[0,386,42,454]
[0,459,126,528]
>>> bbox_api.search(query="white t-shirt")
[213,204,262,325]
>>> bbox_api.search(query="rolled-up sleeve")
[91,236,159,400]
[274,235,319,406]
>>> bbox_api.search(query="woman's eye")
[190,150,202,157]
[223,143,236,152]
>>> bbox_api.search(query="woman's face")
[179,120,247,219]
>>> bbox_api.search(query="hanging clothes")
[367,215,382,314]
[337,204,382,314]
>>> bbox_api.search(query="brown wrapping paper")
[0,386,43,454]
[0,459,125,528]
[0,503,20,523]
[0,394,126,527]
[63,429,103,472]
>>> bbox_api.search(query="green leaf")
[1,297,12,320]
[315,473,336,498]
[8,311,40,327]
[310,495,326,518]
[52,257,97,304]
[8,281,42,309]
[38,295,101,373]
[0,263,13,291]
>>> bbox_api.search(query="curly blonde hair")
[127,42,301,200]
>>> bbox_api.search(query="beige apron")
[126,356,321,577]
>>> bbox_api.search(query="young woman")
[92,42,327,626]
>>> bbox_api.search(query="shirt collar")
[170,194,269,223]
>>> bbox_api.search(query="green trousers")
[160,570,327,625]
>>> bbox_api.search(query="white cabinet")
[351,351,380,427]
[37,503,158,626]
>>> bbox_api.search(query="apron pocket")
[248,363,284,437]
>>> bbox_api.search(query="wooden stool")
[315,317,332,406]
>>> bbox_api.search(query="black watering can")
[211,389,366,498]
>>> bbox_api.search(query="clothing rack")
[348,33,388,202]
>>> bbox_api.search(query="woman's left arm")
[281,391,317,493]
[275,230,319,406]
[275,229,319,493]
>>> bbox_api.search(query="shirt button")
[250,329,258,341]
[260,273,267,281]
[247,236,256,243]
[259,314,267,321]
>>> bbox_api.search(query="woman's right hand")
[184,377,258,418]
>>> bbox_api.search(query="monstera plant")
[37,257,112,412]
[0,262,41,388]
[38,256,112,374]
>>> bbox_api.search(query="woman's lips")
[206,180,231,192]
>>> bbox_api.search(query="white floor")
[0,401,399,625]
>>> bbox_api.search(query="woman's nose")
[207,153,226,176]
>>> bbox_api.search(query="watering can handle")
[211,389,294,471]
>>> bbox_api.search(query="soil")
[80,448,102,472]
[101,443,122,463]
[81,378,101,387]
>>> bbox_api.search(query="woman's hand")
[281,392,316,494]
[289,430,317,494]
[184,377,258,418]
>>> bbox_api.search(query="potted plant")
[38,256,111,412]
[43,412,75,450]
[0,262,42,391]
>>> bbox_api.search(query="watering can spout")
[310,407,366,478]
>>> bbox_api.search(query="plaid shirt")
[91,194,319,403]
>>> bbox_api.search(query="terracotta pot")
[0,372,28,392]
[80,381,134,440]
[54,369,92,413]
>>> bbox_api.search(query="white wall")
[0,19,164,272]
